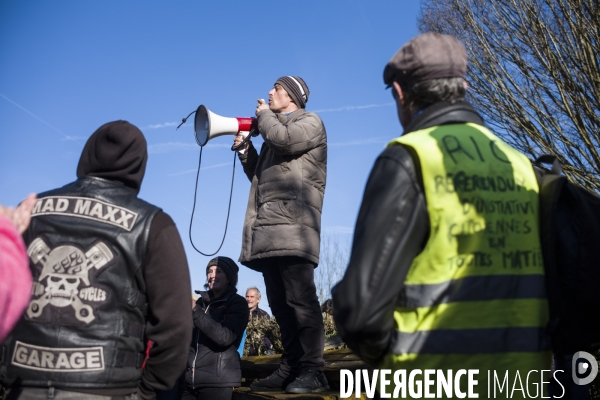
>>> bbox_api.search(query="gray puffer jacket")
[238,108,327,270]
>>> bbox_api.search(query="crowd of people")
[0,32,581,399]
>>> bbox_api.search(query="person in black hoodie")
[2,120,192,399]
[182,257,249,400]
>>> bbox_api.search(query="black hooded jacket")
[185,286,249,389]
[4,121,192,399]
[77,121,193,398]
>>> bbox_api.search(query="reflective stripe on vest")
[398,274,546,308]
[392,326,550,354]
[382,123,549,374]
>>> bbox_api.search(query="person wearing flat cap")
[232,76,328,394]
[182,256,249,400]
[2,120,193,399]
[333,32,550,396]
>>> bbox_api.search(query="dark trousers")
[261,256,325,374]
[180,385,232,400]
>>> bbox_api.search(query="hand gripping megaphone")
[193,105,258,151]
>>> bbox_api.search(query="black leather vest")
[1,177,160,389]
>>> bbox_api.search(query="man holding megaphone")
[233,76,329,394]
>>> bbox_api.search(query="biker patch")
[26,238,114,325]
[31,196,138,231]
[12,341,104,372]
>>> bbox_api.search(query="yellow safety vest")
[381,123,550,398]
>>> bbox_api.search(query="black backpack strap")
[535,155,567,355]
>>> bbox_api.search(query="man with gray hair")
[333,32,550,396]
[245,287,269,319]
[245,287,274,357]
[233,76,328,394]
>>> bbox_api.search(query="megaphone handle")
[231,133,252,152]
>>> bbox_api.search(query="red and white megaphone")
[193,105,258,151]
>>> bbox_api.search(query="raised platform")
[233,387,368,400]
[235,348,370,400]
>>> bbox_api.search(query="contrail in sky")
[145,122,180,129]
[148,141,229,155]
[144,103,394,130]
[312,103,394,113]
[168,162,232,176]
[329,138,388,147]
[0,92,81,142]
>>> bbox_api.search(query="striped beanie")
[275,76,310,109]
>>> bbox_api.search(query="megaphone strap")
[188,146,237,257]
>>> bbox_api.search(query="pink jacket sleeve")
[0,213,32,343]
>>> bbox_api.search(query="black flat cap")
[383,32,467,87]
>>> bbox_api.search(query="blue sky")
[0,1,421,314]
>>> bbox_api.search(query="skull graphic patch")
[26,238,114,324]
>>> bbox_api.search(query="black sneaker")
[285,369,330,393]
[250,369,295,392]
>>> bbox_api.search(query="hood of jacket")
[76,120,148,194]
[196,286,239,306]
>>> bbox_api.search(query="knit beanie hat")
[275,76,310,109]
[206,256,239,288]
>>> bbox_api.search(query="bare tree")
[315,234,350,304]
[419,0,600,191]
